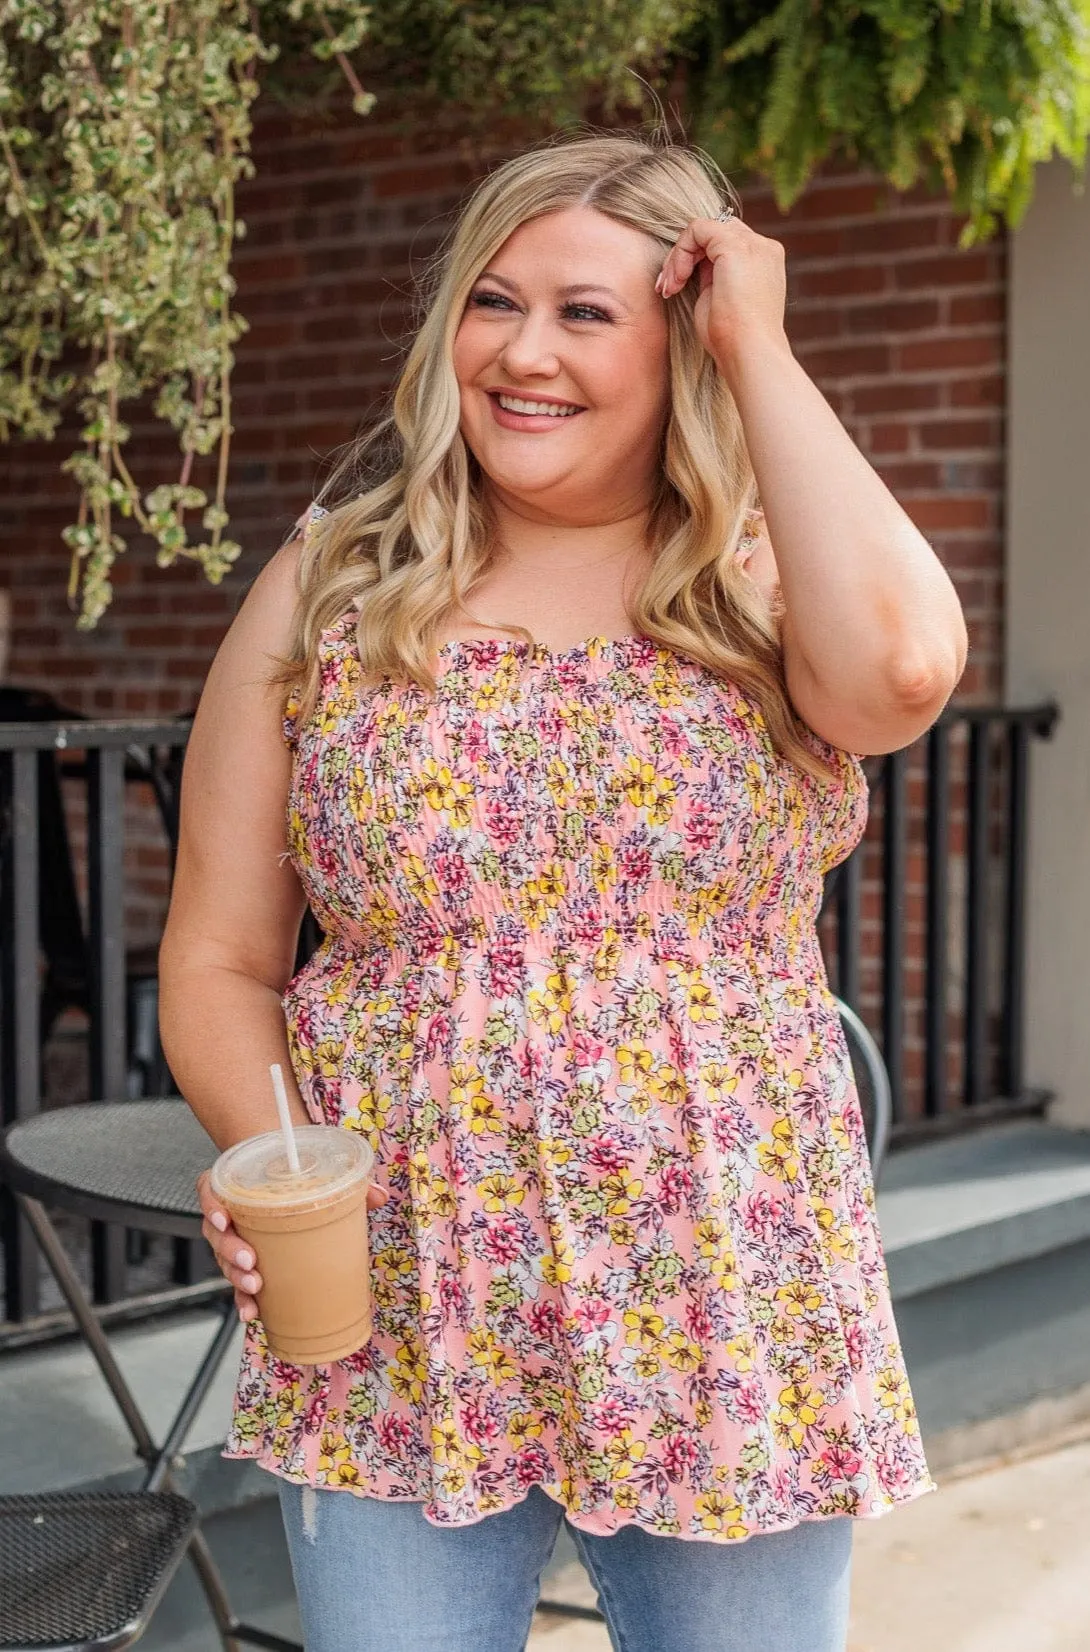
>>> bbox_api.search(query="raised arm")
[658,216,968,755]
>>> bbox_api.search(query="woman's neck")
[487,492,652,574]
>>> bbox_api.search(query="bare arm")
[726,336,968,755]
[159,538,311,1150]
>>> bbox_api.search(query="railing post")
[0,751,43,1319]
[1002,721,1030,1099]
[925,724,950,1119]
[964,721,991,1110]
[882,751,907,1122]
[88,745,129,1303]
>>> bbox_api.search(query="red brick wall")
[0,114,1008,1122]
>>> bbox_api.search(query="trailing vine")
[1,0,1087,624]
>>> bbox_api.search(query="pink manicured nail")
[236,1248,254,1270]
[210,1211,227,1232]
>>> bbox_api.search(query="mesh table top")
[1,1102,216,1238]
[0,1489,196,1650]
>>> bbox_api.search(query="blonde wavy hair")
[282,130,826,777]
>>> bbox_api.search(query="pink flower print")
[378,1414,417,1455]
[513,1441,551,1487]
[483,935,525,999]
[572,1297,612,1336]
[743,1190,789,1247]
[817,1443,862,1483]
[618,843,652,887]
[461,1397,502,1445]
[660,719,690,759]
[589,1393,638,1438]
[462,721,490,766]
[685,1298,714,1343]
[877,1444,920,1498]
[843,1319,867,1373]
[568,908,605,947]
[480,1216,523,1266]
[662,1432,699,1483]
[658,1163,694,1213]
[586,1133,629,1174]
[484,797,522,848]
[423,1011,453,1061]
[684,808,718,851]
[438,1273,468,1320]
[434,851,471,898]
[527,1300,562,1339]
[571,1030,605,1069]
[737,1379,767,1425]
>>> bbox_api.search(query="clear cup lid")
[210,1125,374,1208]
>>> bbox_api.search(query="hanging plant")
[686,0,1090,246]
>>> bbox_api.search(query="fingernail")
[210,1212,227,1233]
[240,1273,258,1292]
[236,1248,254,1270]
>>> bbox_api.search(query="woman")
[160,133,965,1652]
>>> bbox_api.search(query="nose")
[498,309,561,381]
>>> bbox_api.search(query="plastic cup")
[210,1125,375,1364]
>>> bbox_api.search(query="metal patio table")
[0,1098,301,1652]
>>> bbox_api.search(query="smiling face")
[452,205,671,526]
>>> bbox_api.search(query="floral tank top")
[223,507,936,1542]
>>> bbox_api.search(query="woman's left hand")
[655,216,789,376]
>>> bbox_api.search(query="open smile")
[485,389,586,429]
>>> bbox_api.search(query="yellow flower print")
[478,1173,525,1212]
[276,1389,306,1430]
[757,1117,801,1182]
[623,1305,664,1349]
[311,1038,343,1080]
[347,766,373,821]
[527,969,574,1035]
[614,1483,640,1509]
[592,929,622,981]
[700,1061,739,1103]
[663,1328,704,1372]
[649,661,686,708]
[621,755,677,825]
[467,1329,493,1368]
[875,1368,919,1431]
[669,965,720,1024]
[618,1043,655,1086]
[389,1342,429,1404]
[591,842,617,892]
[605,1431,647,1479]
[375,1245,415,1283]
[537,861,567,906]
[540,1136,573,1169]
[430,1418,483,1468]
[725,1332,756,1372]
[694,1490,748,1538]
[468,1093,502,1135]
[648,1062,686,1106]
[632,1348,662,1378]
[473,679,505,714]
[439,1466,467,1494]
[540,1237,575,1285]
[488,1345,517,1384]
[318,1437,360,1485]
[545,756,577,808]
[507,1411,544,1447]
[420,758,473,827]
[404,854,439,905]
[776,1279,824,1318]
[772,1379,825,1448]
[600,1168,644,1216]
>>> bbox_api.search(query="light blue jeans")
[277,1481,853,1652]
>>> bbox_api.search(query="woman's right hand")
[197,1168,391,1322]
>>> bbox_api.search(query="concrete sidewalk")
[530,1432,1090,1651]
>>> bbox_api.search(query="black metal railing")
[822,703,1059,1141]
[1,717,193,1335]
[0,702,1059,1336]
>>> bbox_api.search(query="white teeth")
[496,394,582,417]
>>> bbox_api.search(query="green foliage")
[686,0,1090,245]
[1,0,1088,624]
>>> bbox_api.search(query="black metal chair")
[0,1488,197,1652]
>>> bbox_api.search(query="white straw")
[270,1063,301,1174]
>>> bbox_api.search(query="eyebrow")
[475,271,633,314]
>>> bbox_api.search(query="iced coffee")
[210,1125,375,1364]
